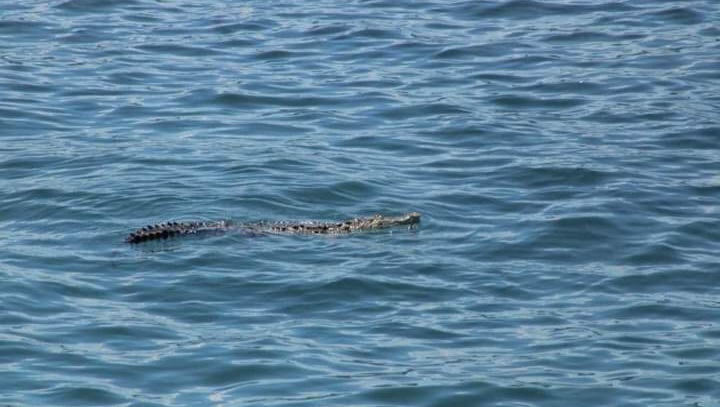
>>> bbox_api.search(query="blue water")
[2,0,720,405]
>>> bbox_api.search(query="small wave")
[136,44,223,57]
[450,0,635,20]
[375,103,469,120]
[645,7,705,25]
[545,31,646,43]
[57,0,138,12]
[489,95,587,109]
[434,42,532,59]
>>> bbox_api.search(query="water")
[2,0,719,405]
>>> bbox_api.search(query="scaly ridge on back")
[125,220,230,244]
[261,212,422,235]
[126,213,420,243]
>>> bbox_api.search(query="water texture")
[1,0,719,405]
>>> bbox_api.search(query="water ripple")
[2,0,720,406]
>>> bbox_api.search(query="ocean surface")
[2,0,719,405]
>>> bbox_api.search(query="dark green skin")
[126,212,421,244]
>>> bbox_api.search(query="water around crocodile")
[1,1,719,406]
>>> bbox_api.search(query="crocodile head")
[366,212,421,228]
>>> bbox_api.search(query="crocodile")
[126,212,421,244]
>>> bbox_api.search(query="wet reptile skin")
[126,213,421,244]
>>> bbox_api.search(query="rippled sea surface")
[2,0,720,405]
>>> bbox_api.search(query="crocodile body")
[126,212,421,244]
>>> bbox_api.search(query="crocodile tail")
[125,221,226,244]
